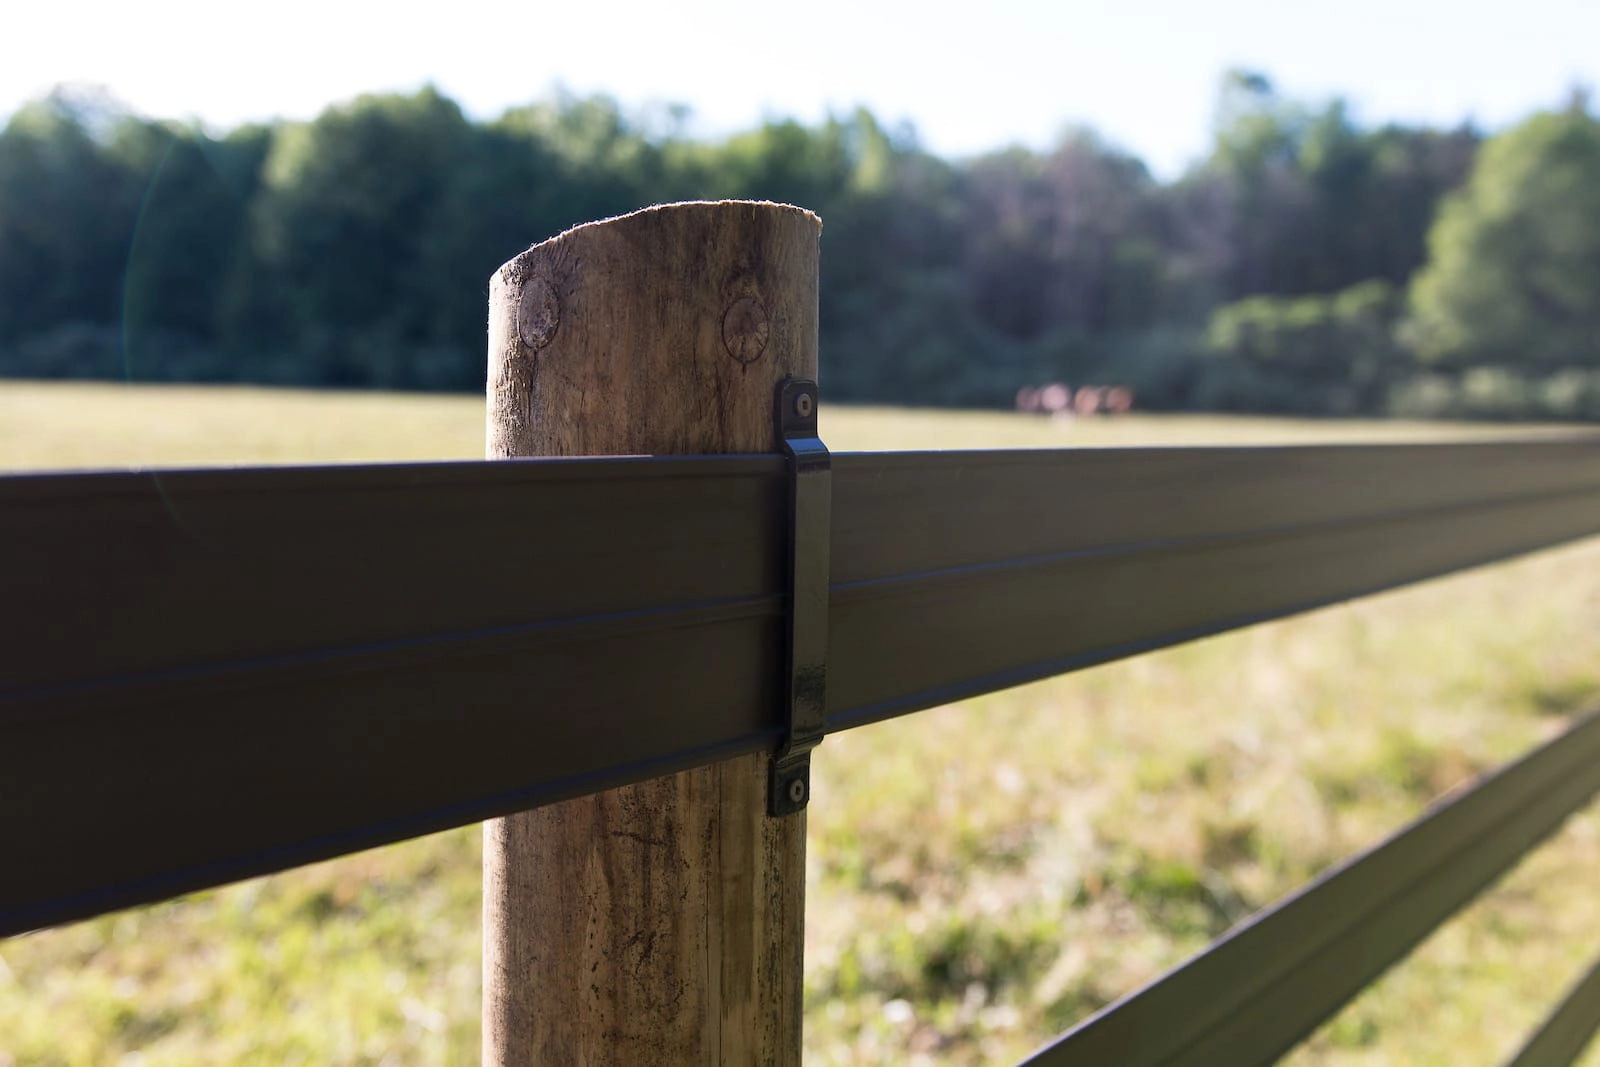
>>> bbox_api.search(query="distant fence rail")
[6,438,1600,1061]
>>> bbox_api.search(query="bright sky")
[3,0,1596,177]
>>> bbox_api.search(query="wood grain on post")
[483,201,821,1066]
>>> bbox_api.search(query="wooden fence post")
[483,201,822,1065]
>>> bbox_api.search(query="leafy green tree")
[1407,106,1600,372]
[958,132,1170,342]
[1201,69,1315,298]
[495,92,673,227]
[112,118,268,376]
[242,87,473,383]
[1188,71,1476,304]
[0,90,142,339]
[1199,280,1403,413]
[0,76,1536,416]
[1347,124,1477,287]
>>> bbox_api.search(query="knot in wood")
[721,295,770,364]
[517,277,560,353]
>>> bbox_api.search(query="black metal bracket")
[769,378,831,816]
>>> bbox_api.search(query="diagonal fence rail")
[1022,706,1600,1065]
[1506,955,1600,1067]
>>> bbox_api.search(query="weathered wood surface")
[483,201,821,1065]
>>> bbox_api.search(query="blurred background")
[4,2,1600,1064]
[1,0,1598,418]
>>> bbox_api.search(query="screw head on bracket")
[794,392,814,419]
[787,777,807,805]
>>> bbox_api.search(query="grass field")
[2,381,1600,1066]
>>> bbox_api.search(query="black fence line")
[1023,710,1600,1065]
[8,439,1600,937]
[1505,953,1600,1067]
[6,437,1600,1063]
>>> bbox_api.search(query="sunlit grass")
[0,380,1578,474]
[1,380,1598,1066]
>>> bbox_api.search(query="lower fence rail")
[1020,711,1600,1066]
[1505,955,1600,1067]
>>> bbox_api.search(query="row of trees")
[1,75,1597,417]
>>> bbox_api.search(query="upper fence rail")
[6,437,1600,937]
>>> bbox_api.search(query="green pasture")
[1,381,1598,1066]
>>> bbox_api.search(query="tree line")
[2,73,1597,418]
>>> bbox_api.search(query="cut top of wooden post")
[488,200,823,459]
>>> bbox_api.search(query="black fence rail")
[7,435,1600,1062]
[1027,705,1600,1065]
